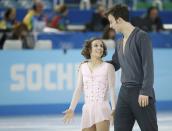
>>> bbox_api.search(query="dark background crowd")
[0,0,171,49]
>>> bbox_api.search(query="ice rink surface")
[0,111,172,131]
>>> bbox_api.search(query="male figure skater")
[105,4,158,131]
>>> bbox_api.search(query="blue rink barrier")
[0,49,172,116]
[37,32,172,49]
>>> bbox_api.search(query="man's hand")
[138,95,149,107]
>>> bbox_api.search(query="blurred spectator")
[11,23,35,49]
[85,4,109,31]
[102,26,116,40]
[0,8,19,31]
[143,6,164,32]
[152,0,163,10]
[102,26,116,48]
[131,6,164,32]
[23,1,46,31]
[80,0,91,10]
[48,4,69,31]
[0,29,10,49]
[0,8,19,49]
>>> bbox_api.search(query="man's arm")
[139,32,154,98]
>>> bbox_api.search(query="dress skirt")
[81,101,112,129]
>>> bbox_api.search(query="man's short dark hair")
[105,4,129,22]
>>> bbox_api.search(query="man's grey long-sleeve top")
[110,27,155,99]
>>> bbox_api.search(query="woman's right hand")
[63,109,74,123]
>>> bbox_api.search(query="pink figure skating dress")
[69,62,116,129]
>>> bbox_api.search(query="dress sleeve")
[108,64,116,110]
[69,65,83,111]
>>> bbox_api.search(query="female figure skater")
[63,38,116,131]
